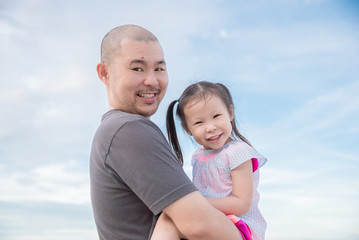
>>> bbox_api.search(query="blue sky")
[0,0,358,239]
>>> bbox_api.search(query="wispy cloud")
[0,161,89,204]
[0,0,358,239]
[248,80,359,151]
[261,165,359,239]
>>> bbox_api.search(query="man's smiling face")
[106,39,168,118]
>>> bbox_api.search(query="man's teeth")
[139,93,155,98]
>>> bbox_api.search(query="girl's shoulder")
[224,139,252,152]
[224,140,268,170]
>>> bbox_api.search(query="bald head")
[100,24,159,64]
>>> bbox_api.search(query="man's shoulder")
[101,110,149,128]
[98,110,161,138]
[102,109,143,123]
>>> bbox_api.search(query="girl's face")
[183,95,234,150]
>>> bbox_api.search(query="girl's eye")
[194,121,202,125]
[132,67,143,72]
[213,114,221,118]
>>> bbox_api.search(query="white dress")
[191,139,267,240]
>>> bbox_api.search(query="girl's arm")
[206,159,254,216]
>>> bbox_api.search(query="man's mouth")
[138,93,156,98]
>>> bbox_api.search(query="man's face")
[106,39,168,118]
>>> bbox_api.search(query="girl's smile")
[183,94,234,150]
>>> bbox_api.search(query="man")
[90,24,241,240]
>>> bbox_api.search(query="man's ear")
[96,62,109,85]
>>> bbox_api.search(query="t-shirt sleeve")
[106,119,196,215]
[227,142,267,171]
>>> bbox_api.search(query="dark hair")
[166,81,251,165]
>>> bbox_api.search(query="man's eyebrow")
[129,59,166,66]
[129,59,146,65]
[157,60,166,65]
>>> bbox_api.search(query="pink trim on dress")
[251,158,258,172]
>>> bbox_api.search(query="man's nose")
[144,71,159,86]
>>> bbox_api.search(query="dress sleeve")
[227,141,267,171]
[106,119,196,215]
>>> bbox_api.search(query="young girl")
[152,81,267,240]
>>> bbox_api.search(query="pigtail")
[232,121,253,147]
[166,100,184,166]
[216,83,253,147]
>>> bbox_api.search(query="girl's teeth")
[209,135,219,140]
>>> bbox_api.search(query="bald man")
[90,24,241,240]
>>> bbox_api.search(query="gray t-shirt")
[90,110,196,240]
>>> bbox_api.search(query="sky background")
[0,0,358,239]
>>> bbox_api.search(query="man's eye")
[132,67,143,72]
[155,67,165,72]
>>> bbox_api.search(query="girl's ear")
[182,123,192,136]
[229,104,234,121]
[96,62,109,85]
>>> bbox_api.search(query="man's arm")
[163,191,242,240]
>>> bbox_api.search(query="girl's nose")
[206,123,216,132]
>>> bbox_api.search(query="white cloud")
[0,19,24,36]
[0,0,359,239]
[219,29,228,38]
[217,19,359,94]
[22,65,91,93]
[247,80,359,151]
[260,166,359,239]
[0,161,90,204]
